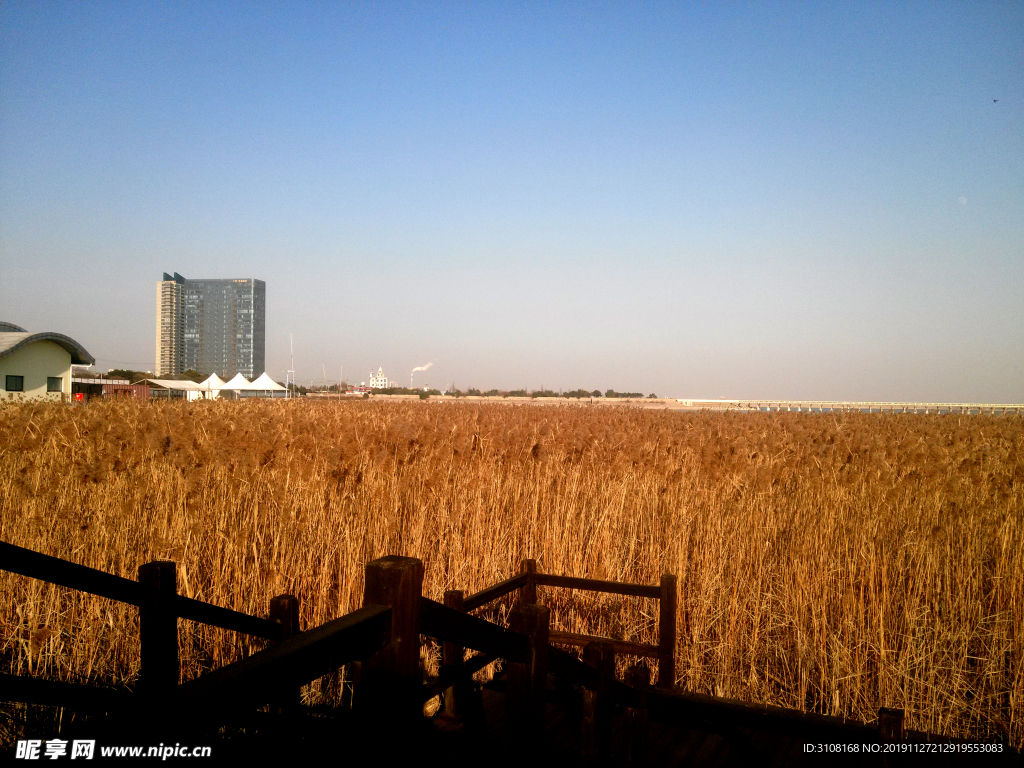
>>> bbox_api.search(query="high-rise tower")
[155,273,265,378]
[155,272,185,376]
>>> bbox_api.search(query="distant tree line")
[374,386,443,397]
[377,387,658,399]
[97,368,301,391]
[83,372,657,401]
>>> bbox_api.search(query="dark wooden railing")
[1,540,287,705]
[1,542,923,761]
[455,558,676,687]
[2,541,282,640]
[171,604,392,717]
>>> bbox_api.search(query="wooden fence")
[2,541,920,760]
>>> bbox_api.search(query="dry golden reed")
[1,398,1021,745]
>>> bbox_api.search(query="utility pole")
[287,333,295,399]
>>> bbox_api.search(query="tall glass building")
[155,272,265,378]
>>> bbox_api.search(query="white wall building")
[1,321,96,402]
[369,367,390,389]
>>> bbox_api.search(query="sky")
[1,2,1021,401]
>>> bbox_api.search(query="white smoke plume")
[411,362,433,373]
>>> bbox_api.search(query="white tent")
[199,372,226,399]
[221,373,251,390]
[242,371,287,398]
[248,372,287,390]
[218,373,251,399]
[143,373,286,401]
[142,378,205,401]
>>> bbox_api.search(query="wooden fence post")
[581,640,615,761]
[269,594,300,713]
[878,707,904,742]
[519,559,537,605]
[358,556,424,723]
[625,665,650,768]
[138,561,179,697]
[442,589,466,718]
[657,574,677,689]
[507,602,550,747]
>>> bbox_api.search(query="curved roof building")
[1,322,95,401]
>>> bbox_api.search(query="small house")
[0,321,95,402]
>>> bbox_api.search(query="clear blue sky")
[2,2,1021,400]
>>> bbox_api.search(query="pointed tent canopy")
[200,372,226,389]
[141,379,202,390]
[248,372,287,391]
[198,372,226,399]
[221,373,251,390]
[140,378,204,401]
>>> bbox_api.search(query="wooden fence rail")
[462,572,529,611]
[1,544,934,762]
[475,558,677,689]
[1,541,282,640]
[170,605,392,717]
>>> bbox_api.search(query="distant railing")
[677,399,1024,415]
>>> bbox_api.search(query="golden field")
[1,398,1021,746]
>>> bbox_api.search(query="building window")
[6,375,24,392]
[47,377,63,393]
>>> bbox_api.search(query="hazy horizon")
[2,3,1021,401]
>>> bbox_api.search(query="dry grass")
[1,398,1021,745]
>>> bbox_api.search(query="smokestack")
[410,362,433,389]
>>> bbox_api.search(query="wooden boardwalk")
[2,543,1019,765]
[48,676,1007,766]
[423,676,1018,767]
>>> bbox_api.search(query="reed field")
[1,398,1021,746]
